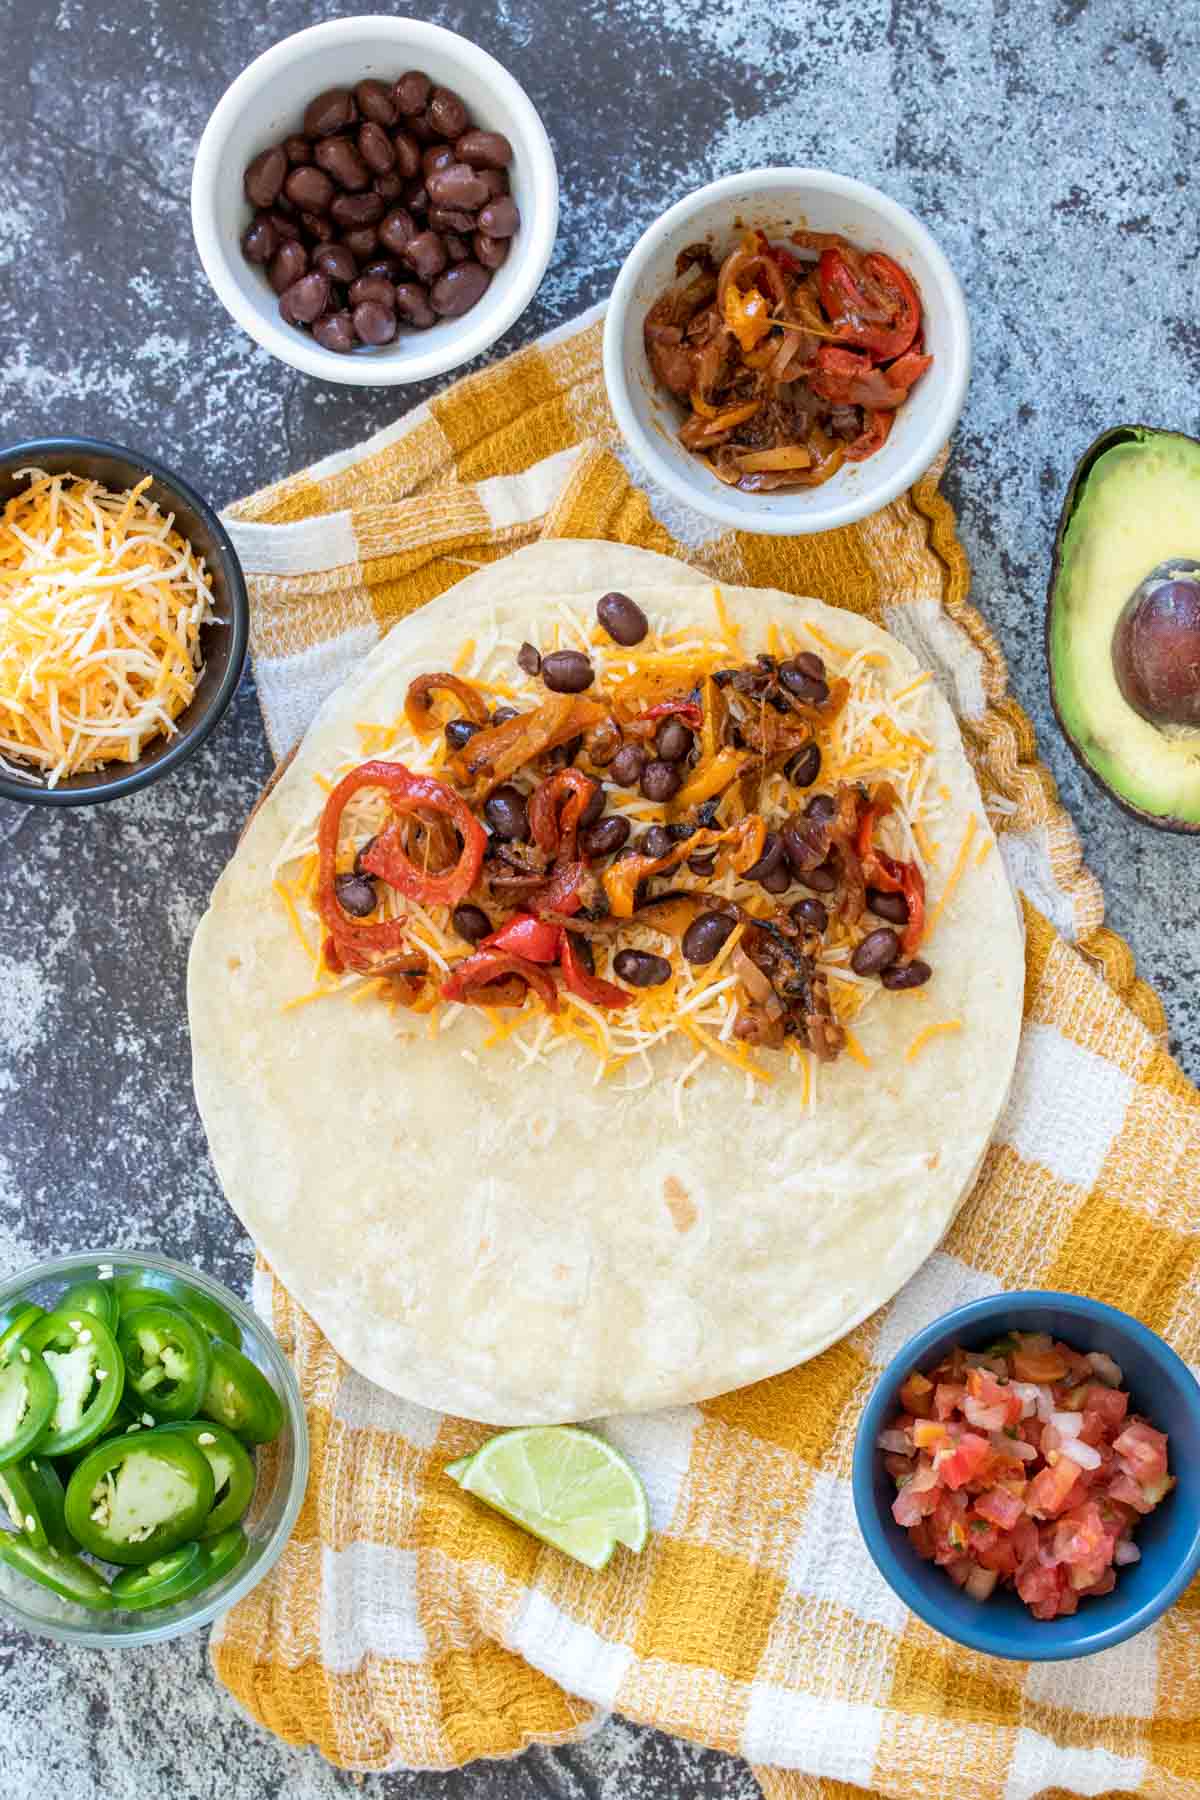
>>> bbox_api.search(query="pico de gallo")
[880,1332,1172,1619]
[278,584,953,1090]
[644,229,933,492]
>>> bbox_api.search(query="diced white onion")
[964,1397,1007,1431]
[1010,1381,1041,1418]
[1060,1437,1102,1470]
[991,1432,1037,1462]
[877,1430,912,1454]
[964,1565,998,1602]
[1114,1540,1141,1566]
[1087,1351,1124,1388]
[1035,1385,1056,1422]
[1051,1411,1084,1438]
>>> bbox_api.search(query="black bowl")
[0,437,249,806]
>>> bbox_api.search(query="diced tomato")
[899,1371,933,1418]
[1017,1562,1066,1619]
[966,1368,1023,1427]
[1076,1566,1117,1597]
[975,1487,1025,1531]
[936,1432,991,1491]
[975,1532,1020,1577]
[1011,1346,1070,1382]
[1026,1457,1085,1519]
[1051,1502,1110,1571]
[893,1479,940,1527]
[1106,1472,1156,1515]
[934,1381,966,1421]
[908,1517,936,1560]
[1083,1385,1129,1433]
[1113,1421,1169,1485]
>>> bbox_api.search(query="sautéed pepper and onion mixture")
[273,587,974,1100]
[643,231,933,491]
[881,1333,1172,1619]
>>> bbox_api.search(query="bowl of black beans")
[192,16,558,384]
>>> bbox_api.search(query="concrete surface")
[1,0,1197,1793]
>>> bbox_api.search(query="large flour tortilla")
[189,542,1023,1423]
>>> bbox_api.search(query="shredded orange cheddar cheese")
[926,813,978,939]
[905,1019,963,1061]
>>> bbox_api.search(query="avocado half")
[1047,424,1200,834]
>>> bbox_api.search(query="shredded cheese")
[842,1029,872,1070]
[0,468,214,784]
[926,813,978,939]
[905,1019,963,1061]
[975,835,995,866]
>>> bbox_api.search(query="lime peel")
[445,1425,649,1571]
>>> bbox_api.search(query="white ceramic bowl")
[191,16,558,386]
[603,168,970,535]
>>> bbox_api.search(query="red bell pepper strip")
[483,913,561,963]
[818,248,921,361]
[527,769,597,863]
[900,862,926,957]
[317,761,483,973]
[856,787,925,954]
[638,699,703,729]
[441,948,560,1012]
[530,860,588,918]
[356,765,486,910]
[845,409,893,463]
[884,347,934,396]
[559,932,632,1010]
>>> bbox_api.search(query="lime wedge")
[445,1426,649,1570]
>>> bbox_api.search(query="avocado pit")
[1112,560,1200,729]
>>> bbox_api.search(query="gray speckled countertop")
[1,1,1198,1793]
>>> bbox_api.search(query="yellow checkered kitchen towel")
[210,304,1200,1796]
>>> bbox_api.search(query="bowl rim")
[0,436,249,808]
[0,1248,308,1648]
[190,13,560,387]
[602,165,971,536]
[852,1289,1200,1660]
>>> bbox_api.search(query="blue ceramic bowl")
[852,1292,1200,1660]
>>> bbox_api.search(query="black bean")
[541,650,594,694]
[442,231,471,262]
[484,784,529,841]
[313,243,357,283]
[791,897,828,933]
[444,717,481,751]
[451,903,492,945]
[800,858,838,893]
[744,831,787,884]
[479,167,510,199]
[687,851,717,876]
[357,121,396,175]
[682,910,736,966]
[851,928,901,976]
[428,162,491,210]
[779,656,830,706]
[613,949,672,988]
[403,229,447,281]
[266,209,301,242]
[805,793,835,821]
[478,196,520,238]
[455,128,513,168]
[404,180,430,213]
[423,143,456,180]
[393,71,431,115]
[655,717,693,762]
[516,641,541,676]
[355,79,399,127]
[374,170,407,202]
[312,310,357,353]
[349,274,396,308]
[342,225,379,260]
[427,206,476,237]
[640,759,682,802]
[352,300,396,345]
[881,959,932,990]
[244,145,288,209]
[391,130,422,179]
[785,742,821,787]
[428,86,469,137]
[299,209,335,244]
[595,590,648,646]
[547,733,583,769]
[761,863,792,894]
[578,780,605,829]
[334,872,376,917]
[640,825,674,859]
[317,135,371,192]
[378,208,416,255]
[794,651,826,680]
[430,261,491,317]
[609,743,646,788]
[241,216,278,264]
[867,887,910,925]
[280,272,329,324]
[580,816,630,858]
[284,164,334,213]
[490,706,518,725]
[305,88,357,137]
[473,231,510,271]
[284,134,313,165]
[331,190,385,228]
[393,282,436,327]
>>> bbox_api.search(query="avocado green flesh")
[1051,430,1200,822]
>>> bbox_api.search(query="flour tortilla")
[189,542,1023,1423]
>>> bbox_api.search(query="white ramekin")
[191,16,558,386]
[603,167,970,535]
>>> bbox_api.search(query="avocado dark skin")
[1046,425,1200,835]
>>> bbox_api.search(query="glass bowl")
[0,1250,307,1647]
